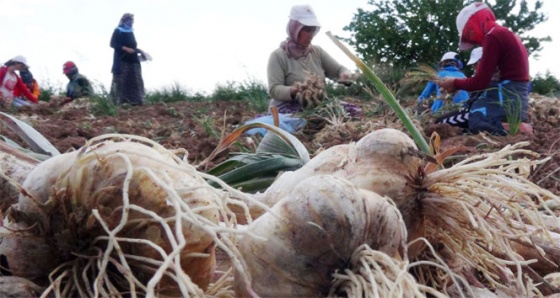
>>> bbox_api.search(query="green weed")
[210,77,269,113]
[38,79,64,102]
[145,82,206,104]
[195,115,221,139]
[90,85,118,117]
[503,94,523,136]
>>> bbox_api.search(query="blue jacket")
[418,66,469,112]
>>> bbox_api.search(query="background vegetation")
[342,0,549,69]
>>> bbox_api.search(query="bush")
[38,86,55,102]
[38,80,64,102]
[531,71,560,96]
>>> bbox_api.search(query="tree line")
[342,0,549,70]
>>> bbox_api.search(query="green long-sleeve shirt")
[267,45,348,110]
[66,73,93,99]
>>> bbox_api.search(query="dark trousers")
[112,62,145,106]
[436,81,529,135]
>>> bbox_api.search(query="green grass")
[145,82,206,104]
[502,94,523,136]
[141,77,271,114]
[89,85,119,116]
[195,115,221,139]
[210,77,270,113]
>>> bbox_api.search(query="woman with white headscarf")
[267,4,359,115]
[0,56,38,108]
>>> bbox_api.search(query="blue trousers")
[467,81,529,135]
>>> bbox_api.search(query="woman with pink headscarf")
[437,2,530,135]
[267,4,358,115]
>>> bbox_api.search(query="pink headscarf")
[280,19,319,59]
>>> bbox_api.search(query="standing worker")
[417,51,469,113]
[110,13,146,106]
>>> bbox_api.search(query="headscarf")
[280,19,319,59]
[63,61,79,76]
[461,9,497,47]
[4,55,28,67]
[117,13,134,32]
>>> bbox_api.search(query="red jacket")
[0,66,38,103]
[14,79,40,99]
[454,25,529,91]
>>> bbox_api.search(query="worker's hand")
[122,46,136,54]
[339,70,353,81]
[437,78,456,93]
[59,97,74,106]
[338,71,359,86]
[289,84,299,99]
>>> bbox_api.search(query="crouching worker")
[16,67,41,104]
[267,4,361,117]
[63,61,93,102]
[417,51,469,113]
[0,56,38,108]
[437,2,531,135]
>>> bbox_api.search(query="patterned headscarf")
[118,13,134,32]
[280,19,319,59]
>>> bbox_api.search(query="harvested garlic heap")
[529,95,560,124]
[294,73,326,109]
[1,129,559,297]
[0,134,251,297]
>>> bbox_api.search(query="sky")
[0,0,558,95]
